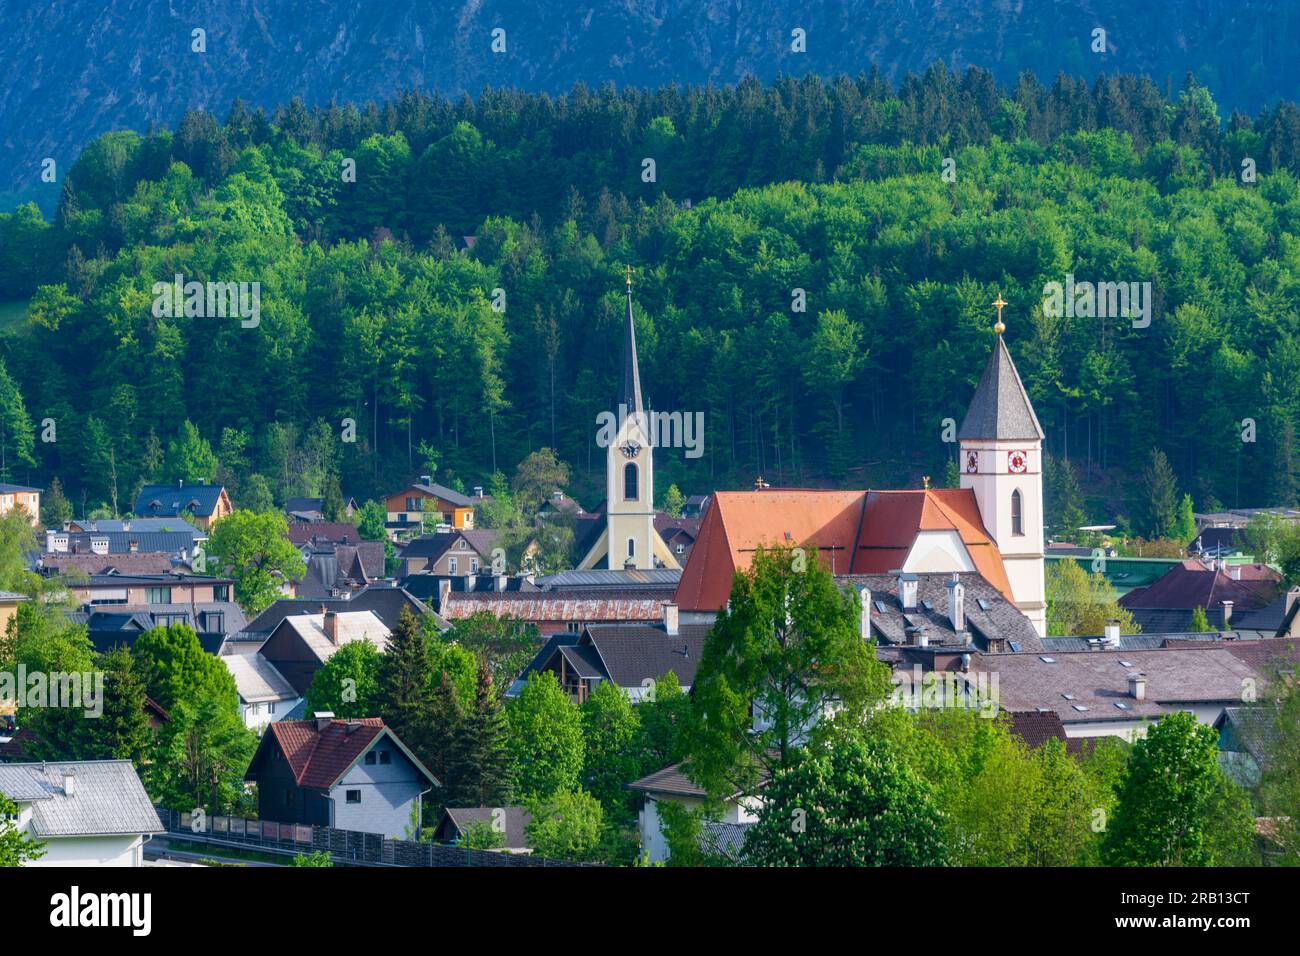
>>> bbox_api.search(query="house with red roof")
[244,714,438,838]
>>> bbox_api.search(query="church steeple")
[958,296,1047,637]
[622,266,644,414]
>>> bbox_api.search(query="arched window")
[624,463,638,501]
[628,537,636,558]
[1011,489,1024,536]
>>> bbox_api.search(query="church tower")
[958,297,1047,636]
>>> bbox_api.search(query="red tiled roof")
[258,717,437,789]
[674,487,1011,612]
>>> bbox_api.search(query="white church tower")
[578,268,679,570]
[958,297,1047,636]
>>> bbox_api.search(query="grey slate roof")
[440,807,532,849]
[1040,631,1241,652]
[701,821,753,864]
[0,760,163,837]
[241,585,441,635]
[957,335,1045,441]
[520,622,709,691]
[839,571,1043,653]
[535,568,683,590]
[1216,705,1280,768]
[134,481,226,518]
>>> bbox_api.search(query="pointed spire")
[958,335,1045,441]
[622,266,644,414]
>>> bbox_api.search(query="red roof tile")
[259,717,437,789]
[674,487,1011,611]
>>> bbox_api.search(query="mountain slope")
[2,0,1298,199]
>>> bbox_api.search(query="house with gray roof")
[509,604,707,701]
[0,760,163,866]
[222,652,302,731]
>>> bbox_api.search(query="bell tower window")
[1011,489,1024,536]
[624,463,638,501]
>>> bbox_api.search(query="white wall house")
[628,763,761,864]
[0,760,163,866]
[222,651,302,731]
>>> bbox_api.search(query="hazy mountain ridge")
[1,0,1296,198]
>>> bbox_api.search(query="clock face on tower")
[1008,450,1028,474]
[965,450,978,474]
[620,441,640,459]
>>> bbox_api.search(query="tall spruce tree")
[447,662,514,808]
[377,607,435,760]
[423,671,465,800]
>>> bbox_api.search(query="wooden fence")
[155,807,589,867]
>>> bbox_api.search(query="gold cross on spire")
[626,264,633,289]
[992,293,1007,335]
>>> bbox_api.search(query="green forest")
[3,65,1300,526]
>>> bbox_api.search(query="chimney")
[662,601,679,636]
[1103,620,1121,648]
[474,486,484,498]
[420,475,432,485]
[1128,673,1147,701]
[62,771,76,797]
[1228,564,1241,580]
[1221,600,1233,628]
[128,539,139,553]
[496,573,508,593]
[960,653,971,673]
[946,574,965,632]
[897,573,918,610]
[856,586,871,642]
[437,578,452,612]
[122,520,131,533]
[313,711,335,732]
[178,478,183,489]
[907,624,928,648]
[323,609,338,644]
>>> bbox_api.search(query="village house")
[244,714,438,839]
[66,570,234,608]
[0,483,41,527]
[285,495,358,523]
[222,651,302,731]
[0,760,163,866]
[68,600,247,655]
[257,609,392,696]
[287,524,386,599]
[235,586,437,646]
[433,807,532,851]
[385,478,476,535]
[132,479,233,530]
[1118,558,1281,632]
[398,529,499,576]
[627,763,762,865]
[510,603,708,702]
